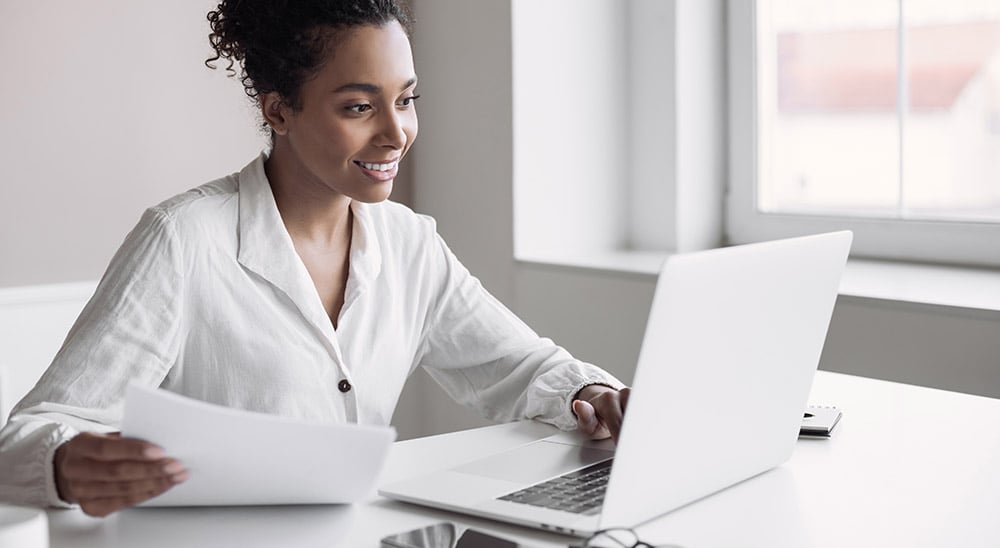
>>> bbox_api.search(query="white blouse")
[0,154,622,507]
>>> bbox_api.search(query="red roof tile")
[777,21,1000,112]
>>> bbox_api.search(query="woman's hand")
[572,385,631,443]
[54,432,188,517]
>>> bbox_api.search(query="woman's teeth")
[359,161,395,172]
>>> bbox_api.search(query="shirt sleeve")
[417,230,624,431]
[0,207,185,507]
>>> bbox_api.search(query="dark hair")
[206,0,413,110]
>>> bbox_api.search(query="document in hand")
[121,383,396,507]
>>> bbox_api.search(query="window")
[728,0,1000,266]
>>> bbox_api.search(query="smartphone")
[380,521,526,548]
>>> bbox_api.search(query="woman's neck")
[264,141,353,246]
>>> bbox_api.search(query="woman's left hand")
[572,385,631,443]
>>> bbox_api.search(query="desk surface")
[45,371,1000,548]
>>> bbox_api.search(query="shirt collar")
[236,153,306,297]
[235,153,383,338]
[345,200,382,311]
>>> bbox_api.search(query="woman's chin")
[352,182,394,204]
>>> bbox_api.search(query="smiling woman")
[262,23,418,206]
[0,0,628,518]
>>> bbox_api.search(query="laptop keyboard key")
[497,459,613,515]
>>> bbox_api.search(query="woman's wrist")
[53,441,74,503]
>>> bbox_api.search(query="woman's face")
[272,21,418,203]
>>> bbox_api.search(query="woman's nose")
[377,110,408,149]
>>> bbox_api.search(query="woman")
[0,0,628,517]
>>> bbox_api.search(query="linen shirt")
[0,154,623,507]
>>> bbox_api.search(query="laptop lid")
[378,231,851,536]
[599,231,852,529]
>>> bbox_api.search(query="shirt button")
[338,380,352,393]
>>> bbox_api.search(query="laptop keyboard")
[497,459,613,515]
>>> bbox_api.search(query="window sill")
[515,252,1000,315]
[516,250,667,281]
[837,259,1000,314]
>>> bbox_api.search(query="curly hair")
[206,0,413,111]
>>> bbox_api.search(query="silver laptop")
[380,231,852,537]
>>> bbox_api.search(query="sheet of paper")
[121,383,396,507]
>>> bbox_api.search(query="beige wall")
[0,2,418,289]
[1,2,266,287]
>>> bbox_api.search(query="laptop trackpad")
[454,440,614,485]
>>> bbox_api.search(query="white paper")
[121,383,396,507]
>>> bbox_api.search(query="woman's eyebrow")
[333,82,379,94]
[332,76,417,95]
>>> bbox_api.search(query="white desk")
[45,371,1000,547]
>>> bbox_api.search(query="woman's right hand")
[53,432,188,517]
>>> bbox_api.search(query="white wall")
[512,0,628,258]
[0,1,265,287]
[390,0,518,439]
[511,0,727,259]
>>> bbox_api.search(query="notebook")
[800,406,843,437]
[379,231,852,537]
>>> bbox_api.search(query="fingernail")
[163,461,185,474]
[171,471,190,483]
[144,446,166,459]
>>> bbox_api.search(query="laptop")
[379,231,852,537]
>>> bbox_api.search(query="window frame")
[726,0,1000,267]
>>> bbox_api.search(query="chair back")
[0,282,96,427]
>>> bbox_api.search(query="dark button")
[338,380,352,393]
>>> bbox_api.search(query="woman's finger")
[572,400,599,434]
[593,394,625,443]
[619,387,631,413]
[68,472,188,501]
[71,432,165,462]
[61,457,184,482]
[573,400,611,440]
[78,484,178,518]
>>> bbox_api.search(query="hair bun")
[205,0,412,109]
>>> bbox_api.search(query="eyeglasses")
[580,527,684,548]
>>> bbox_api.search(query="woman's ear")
[261,92,291,136]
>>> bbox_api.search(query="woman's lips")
[355,159,399,182]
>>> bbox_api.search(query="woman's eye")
[400,94,421,107]
[348,104,372,114]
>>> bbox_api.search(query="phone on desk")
[380,522,528,548]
